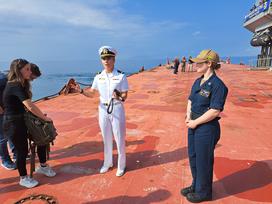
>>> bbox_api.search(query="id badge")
[199,89,210,97]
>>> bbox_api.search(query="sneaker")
[19,176,39,188]
[116,168,125,177]
[1,160,16,170]
[35,164,56,177]
[99,165,113,174]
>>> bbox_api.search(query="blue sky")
[0,0,259,62]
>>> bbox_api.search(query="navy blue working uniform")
[188,73,228,198]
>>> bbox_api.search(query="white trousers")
[98,103,126,170]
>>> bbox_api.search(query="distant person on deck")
[226,57,231,64]
[181,56,187,72]
[77,46,129,177]
[173,58,180,74]
[181,50,228,203]
[188,56,193,72]
[139,66,145,72]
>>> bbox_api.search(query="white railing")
[244,0,271,22]
[249,57,272,68]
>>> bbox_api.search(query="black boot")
[186,193,212,203]
[180,186,194,197]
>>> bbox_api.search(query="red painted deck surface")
[0,64,272,204]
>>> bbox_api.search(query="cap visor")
[101,54,115,57]
[190,58,207,63]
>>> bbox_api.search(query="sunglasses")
[101,56,114,61]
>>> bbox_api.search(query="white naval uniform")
[91,69,129,170]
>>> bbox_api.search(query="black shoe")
[180,186,194,197]
[186,193,212,203]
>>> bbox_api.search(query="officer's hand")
[186,120,198,129]
[113,91,119,99]
[185,115,190,124]
[113,92,123,101]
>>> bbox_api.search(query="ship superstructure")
[244,0,272,67]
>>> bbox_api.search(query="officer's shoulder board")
[117,69,124,74]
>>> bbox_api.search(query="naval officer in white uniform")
[79,46,129,177]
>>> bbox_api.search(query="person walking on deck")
[181,50,228,203]
[2,59,55,188]
[78,46,129,177]
[188,56,193,72]
[181,56,187,72]
[173,58,180,74]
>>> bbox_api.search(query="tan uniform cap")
[190,49,220,64]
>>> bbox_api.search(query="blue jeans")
[0,114,16,163]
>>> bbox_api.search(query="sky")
[0,0,259,64]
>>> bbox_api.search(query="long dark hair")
[7,59,32,99]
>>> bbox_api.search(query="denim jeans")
[0,114,16,163]
[3,114,28,176]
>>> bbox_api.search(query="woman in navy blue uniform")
[181,50,228,203]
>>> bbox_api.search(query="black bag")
[24,111,57,146]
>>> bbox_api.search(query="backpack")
[24,111,58,146]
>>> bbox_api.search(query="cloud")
[192,31,201,36]
[0,0,125,30]
[0,0,190,61]
[0,0,186,37]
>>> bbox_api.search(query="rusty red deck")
[0,64,272,204]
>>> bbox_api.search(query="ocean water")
[31,72,97,100]
[227,56,257,65]
[0,56,257,100]
[28,59,164,100]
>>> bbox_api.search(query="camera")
[114,89,125,101]
[114,89,122,97]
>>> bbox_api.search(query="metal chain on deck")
[14,194,58,204]
[33,79,91,103]
[76,81,92,86]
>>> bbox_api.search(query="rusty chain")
[14,194,58,204]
